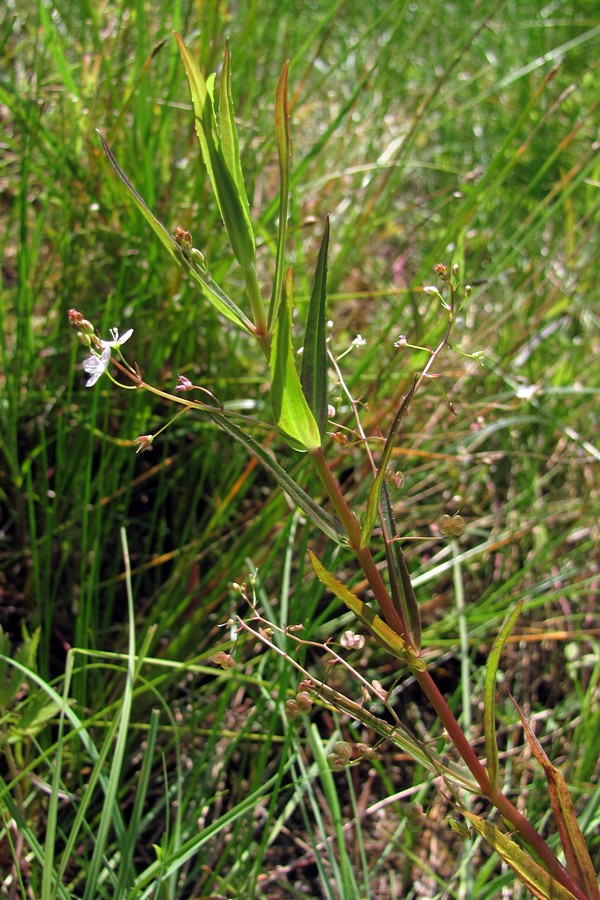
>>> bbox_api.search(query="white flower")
[352,334,366,348]
[100,327,133,349]
[83,346,111,387]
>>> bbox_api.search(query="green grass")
[1,0,599,896]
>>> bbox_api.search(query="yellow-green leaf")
[512,698,600,899]
[308,551,425,671]
[461,809,578,900]
[270,271,322,452]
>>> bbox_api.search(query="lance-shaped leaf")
[97,132,254,333]
[219,42,250,220]
[511,695,600,899]
[207,411,344,544]
[360,377,417,548]
[176,34,255,267]
[483,600,524,790]
[300,218,329,439]
[270,270,322,452]
[381,482,421,649]
[268,61,291,330]
[460,809,578,900]
[309,551,425,672]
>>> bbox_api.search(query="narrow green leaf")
[83,528,136,900]
[511,697,600,899]
[360,377,417,548]
[483,600,524,789]
[270,270,322,452]
[177,34,255,266]
[309,551,425,671]
[207,411,345,544]
[461,809,578,900]
[381,482,421,649]
[114,708,161,896]
[300,218,329,438]
[219,41,250,213]
[268,61,291,330]
[97,132,254,332]
[208,139,256,266]
[174,33,215,187]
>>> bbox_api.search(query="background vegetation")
[1,0,598,896]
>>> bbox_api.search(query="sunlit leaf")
[176,34,255,267]
[219,41,251,218]
[270,270,322,452]
[461,809,578,900]
[309,551,425,671]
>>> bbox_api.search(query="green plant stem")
[242,263,268,342]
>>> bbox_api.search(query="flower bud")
[340,630,365,650]
[173,226,193,253]
[77,331,92,348]
[68,308,84,327]
[191,248,207,270]
[176,375,193,392]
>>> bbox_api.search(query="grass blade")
[83,528,136,899]
[483,600,524,790]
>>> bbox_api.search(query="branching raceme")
[71,37,598,900]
